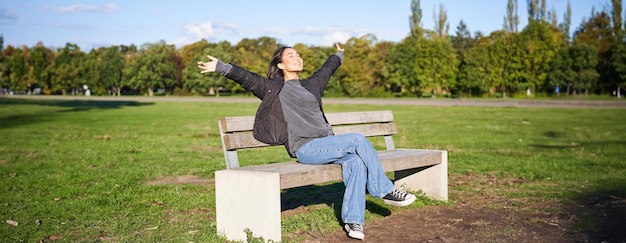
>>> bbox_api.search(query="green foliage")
[609,42,626,90]
[30,45,50,88]
[8,47,27,92]
[416,37,458,94]
[335,35,378,96]
[387,35,419,95]
[124,41,181,96]
[52,43,85,95]
[520,20,565,93]
[183,41,237,96]
[98,46,126,96]
[458,42,491,96]
[550,44,599,96]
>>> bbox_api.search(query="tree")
[570,44,599,95]
[504,0,519,34]
[409,0,423,37]
[452,20,474,70]
[81,49,100,95]
[236,37,281,77]
[520,20,564,95]
[99,46,125,96]
[387,35,419,95]
[334,35,379,96]
[528,0,539,21]
[454,21,482,96]
[489,31,528,97]
[549,44,599,96]
[183,40,236,96]
[416,38,458,96]
[434,3,449,39]
[558,1,572,44]
[0,36,6,91]
[458,40,492,97]
[52,43,85,95]
[611,0,623,41]
[549,46,576,95]
[180,39,211,69]
[610,42,626,98]
[124,41,179,96]
[608,0,625,98]
[30,42,53,93]
[8,47,28,93]
[369,41,393,96]
[574,8,616,93]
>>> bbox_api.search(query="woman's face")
[279,48,303,73]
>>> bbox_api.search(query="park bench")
[215,110,448,242]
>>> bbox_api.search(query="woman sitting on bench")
[197,43,415,240]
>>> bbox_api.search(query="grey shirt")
[279,80,333,155]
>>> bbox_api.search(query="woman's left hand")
[335,43,344,52]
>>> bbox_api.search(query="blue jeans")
[295,133,395,225]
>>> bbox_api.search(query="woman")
[197,43,415,240]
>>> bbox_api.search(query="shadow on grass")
[281,182,392,223]
[0,97,152,110]
[569,179,626,242]
[529,140,626,149]
[0,97,154,129]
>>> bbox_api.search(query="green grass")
[1,97,625,242]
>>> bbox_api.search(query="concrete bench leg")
[394,150,448,201]
[215,170,281,242]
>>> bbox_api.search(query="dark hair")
[266,46,291,79]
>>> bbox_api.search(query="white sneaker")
[382,188,416,207]
[344,223,364,240]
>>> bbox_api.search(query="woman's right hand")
[197,55,218,74]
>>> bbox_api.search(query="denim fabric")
[295,133,395,224]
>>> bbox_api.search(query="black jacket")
[225,53,342,157]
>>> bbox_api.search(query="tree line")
[1,0,625,98]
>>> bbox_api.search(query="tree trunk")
[147,88,154,96]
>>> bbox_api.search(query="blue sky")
[0,0,617,51]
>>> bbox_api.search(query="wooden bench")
[215,110,448,242]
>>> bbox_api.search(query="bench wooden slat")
[219,110,394,133]
[222,123,397,150]
[219,116,255,133]
[332,123,397,137]
[231,149,442,189]
[325,110,394,125]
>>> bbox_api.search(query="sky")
[0,0,619,51]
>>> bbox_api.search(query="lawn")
[1,97,625,242]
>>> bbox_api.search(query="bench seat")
[230,149,444,189]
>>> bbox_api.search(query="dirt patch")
[143,175,213,186]
[297,173,594,242]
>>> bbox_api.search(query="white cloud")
[261,25,370,46]
[321,31,353,46]
[46,3,118,13]
[184,21,239,41]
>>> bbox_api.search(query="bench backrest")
[218,110,397,169]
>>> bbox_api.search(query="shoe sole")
[344,224,365,240]
[382,194,416,207]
